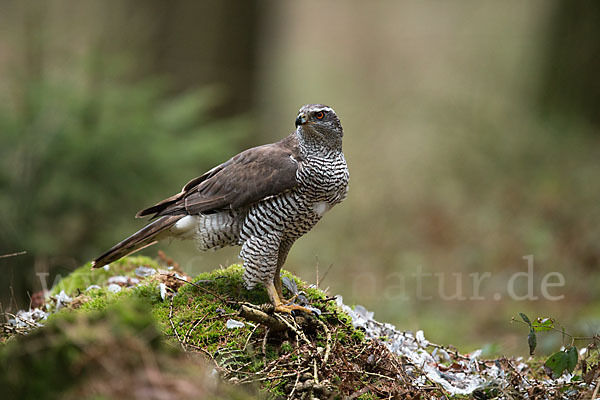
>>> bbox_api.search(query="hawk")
[92,104,349,313]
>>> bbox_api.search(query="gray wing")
[136,134,301,219]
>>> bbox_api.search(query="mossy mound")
[0,297,253,400]
[3,256,596,399]
[49,256,161,297]
[0,256,418,399]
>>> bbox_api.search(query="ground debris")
[1,255,597,399]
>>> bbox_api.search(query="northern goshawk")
[92,104,349,313]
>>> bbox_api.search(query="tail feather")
[91,215,182,268]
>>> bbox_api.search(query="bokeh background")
[1,1,599,356]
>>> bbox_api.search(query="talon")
[284,293,299,305]
[274,303,314,314]
[267,280,314,314]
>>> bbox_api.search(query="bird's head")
[295,104,343,149]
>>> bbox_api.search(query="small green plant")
[515,312,599,379]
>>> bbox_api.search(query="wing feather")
[136,134,301,219]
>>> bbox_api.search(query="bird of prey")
[91,104,349,313]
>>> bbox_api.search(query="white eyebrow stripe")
[311,106,334,113]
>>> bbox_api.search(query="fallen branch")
[239,305,287,332]
[0,251,27,259]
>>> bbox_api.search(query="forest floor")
[1,256,598,399]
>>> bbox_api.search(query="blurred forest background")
[1,1,599,356]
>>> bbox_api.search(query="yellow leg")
[266,279,313,314]
[274,274,299,305]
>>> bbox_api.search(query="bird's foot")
[268,279,317,314]
[274,303,315,315]
[283,293,299,305]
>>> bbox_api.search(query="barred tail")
[91,215,182,268]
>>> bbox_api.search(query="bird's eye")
[315,111,324,120]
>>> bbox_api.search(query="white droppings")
[415,330,429,348]
[226,319,245,329]
[55,291,72,310]
[335,296,493,395]
[135,266,156,277]
[159,283,167,300]
[8,308,48,329]
[107,276,129,285]
[107,284,122,293]
[469,349,482,360]
[174,272,188,282]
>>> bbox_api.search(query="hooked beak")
[295,113,307,127]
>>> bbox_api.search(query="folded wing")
[136,134,302,219]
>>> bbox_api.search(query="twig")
[238,368,310,384]
[315,317,332,364]
[9,286,18,312]
[169,297,184,350]
[287,370,301,400]
[349,343,370,361]
[230,360,253,374]
[504,357,532,387]
[513,318,598,342]
[341,369,395,381]
[319,263,334,286]
[315,256,319,289]
[387,348,409,384]
[243,323,260,352]
[346,385,372,400]
[165,273,231,304]
[262,327,270,364]
[275,313,311,346]
[0,251,26,259]
[4,312,43,329]
[184,343,222,371]
[424,340,471,361]
[183,313,209,345]
[591,376,600,400]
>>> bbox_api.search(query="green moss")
[79,289,126,311]
[50,256,160,297]
[1,294,257,400]
[163,300,251,355]
[263,380,287,398]
[3,257,374,398]
[192,264,270,305]
[0,298,159,399]
[357,393,380,400]
[279,341,293,354]
[351,328,366,342]
[133,281,163,303]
